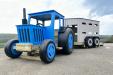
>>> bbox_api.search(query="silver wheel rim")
[88,39,93,46]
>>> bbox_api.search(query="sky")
[0,0,113,35]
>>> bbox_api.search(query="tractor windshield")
[29,17,51,27]
[28,13,52,26]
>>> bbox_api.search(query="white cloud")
[0,0,112,35]
[97,15,113,35]
[0,0,87,33]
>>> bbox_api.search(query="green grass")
[0,43,5,48]
[0,34,17,48]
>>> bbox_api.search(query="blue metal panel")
[17,10,64,45]
[17,25,46,45]
[44,13,55,41]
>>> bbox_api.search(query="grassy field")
[0,34,17,48]
[0,34,113,48]
[100,35,113,43]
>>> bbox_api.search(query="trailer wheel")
[85,37,93,48]
[39,40,56,63]
[58,28,74,54]
[93,38,100,47]
[4,39,22,58]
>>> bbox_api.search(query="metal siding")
[64,18,99,45]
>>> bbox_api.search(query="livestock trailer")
[64,18,100,48]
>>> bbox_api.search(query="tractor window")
[37,20,43,25]
[54,19,63,29]
[60,19,63,27]
[30,19,51,26]
[30,18,44,26]
[30,18,37,25]
[45,20,51,26]
[54,20,59,29]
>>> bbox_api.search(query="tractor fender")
[58,27,68,33]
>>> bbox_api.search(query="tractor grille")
[17,25,45,44]
[18,28,30,42]
[33,28,44,42]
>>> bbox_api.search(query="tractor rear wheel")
[39,40,56,63]
[58,28,74,54]
[4,39,22,58]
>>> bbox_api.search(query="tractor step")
[56,47,63,50]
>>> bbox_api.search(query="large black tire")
[39,40,56,63]
[93,37,100,47]
[4,39,22,58]
[58,28,74,54]
[85,37,93,48]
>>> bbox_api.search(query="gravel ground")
[0,43,113,75]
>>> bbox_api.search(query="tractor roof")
[29,10,64,20]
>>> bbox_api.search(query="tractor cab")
[28,10,64,26]
[17,9,64,45]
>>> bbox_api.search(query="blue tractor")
[4,8,74,63]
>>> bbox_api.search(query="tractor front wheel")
[39,40,56,63]
[4,39,22,58]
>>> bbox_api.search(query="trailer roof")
[28,10,64,20]
[65,18,99,22]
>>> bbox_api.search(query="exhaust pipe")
[22,8,27,24]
